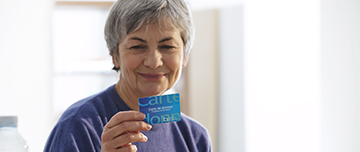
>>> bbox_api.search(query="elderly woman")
[44,0,211,151]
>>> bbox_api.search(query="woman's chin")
[140,91,163,97]
[139,88,166,97]
[138,83,169,97]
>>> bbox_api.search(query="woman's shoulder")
[45,85,121,151]
[179,113,208,132]
[57,85,120,125]
[176,113,211,140]
[173,113,212,151]
[45,93,109,152]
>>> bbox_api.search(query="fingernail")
[144,135,148,141]
[147,124,152,130]
[139,113,145,119]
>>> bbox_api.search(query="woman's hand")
[101,111,152,152]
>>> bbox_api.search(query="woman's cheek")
[120,56,140,81]
[169,59,183,81]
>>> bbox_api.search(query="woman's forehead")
[126,23,181,41]
[139,22,178,32]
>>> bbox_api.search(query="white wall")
[321,0,360,151]
[217,5,245,152]
[244,0,360,152]
[0,1,53,151]
[244,0,321,152]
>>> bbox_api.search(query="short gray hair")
[104,0,195,71]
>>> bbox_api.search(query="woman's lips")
[139,73,166,81]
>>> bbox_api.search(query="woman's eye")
[160,45,176,51]
[129,45,146,53]
[130,45,145,49]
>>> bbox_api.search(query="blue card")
[138,93,181,125]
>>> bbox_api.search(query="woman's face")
[113,24,186,97]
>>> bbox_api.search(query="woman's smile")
[139,73,167,81]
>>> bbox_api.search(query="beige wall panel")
[187,9,218,151]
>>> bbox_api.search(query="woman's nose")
[143,49,163,69]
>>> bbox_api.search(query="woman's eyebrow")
[130,37,147,43]
[129,37,173,43]
[159,37,172,43]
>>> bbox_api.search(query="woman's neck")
[115,78,140,111]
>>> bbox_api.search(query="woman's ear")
[111,51,120,68]
[182,53,189,67]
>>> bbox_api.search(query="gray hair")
[104,0,195,71]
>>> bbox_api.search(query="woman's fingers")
[111,132,148,149]
[106,111,146,128]
[102,120,151,142]
[116,144,138,152]
[101,111,152,152]
[102,129,148,151]
[101,143,137,152]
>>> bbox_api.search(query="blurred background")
[0,0,359,152]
